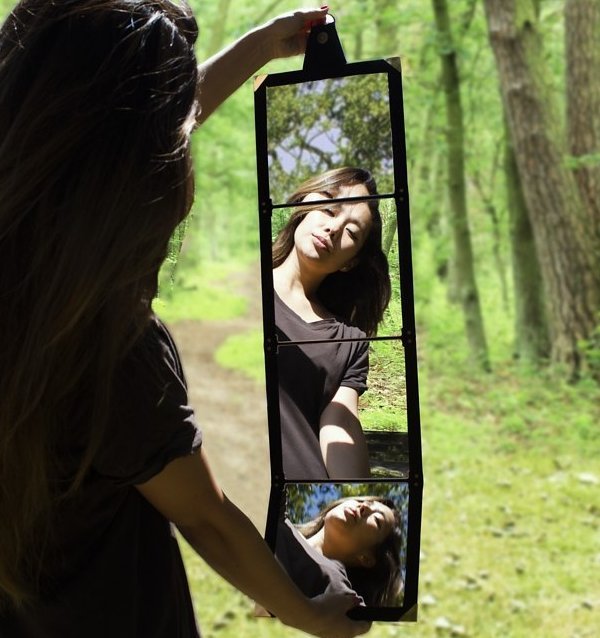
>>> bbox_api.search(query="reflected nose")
[358,502,372,516]
[323,220,341,237]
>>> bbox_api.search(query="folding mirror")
[254,18,422,622]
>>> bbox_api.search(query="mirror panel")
[272,198,401,341]
[256,58,422,621]
[274,482,409,608]
[276,335,407,481]
[266,74,394,206]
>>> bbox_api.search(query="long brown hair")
[0,0,198,610]
[272,167,391,336]
[297,496,403,606]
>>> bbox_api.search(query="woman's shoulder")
[118,314,186,386]
[339,321,367,340]
[277,520,357,598]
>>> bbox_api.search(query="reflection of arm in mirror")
[320,386,370,478]
[194,7,328,125]
[272,168,392,479]
[275,294,370,479]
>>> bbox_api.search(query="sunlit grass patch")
[154,261,248,322]
[215,329,265,383]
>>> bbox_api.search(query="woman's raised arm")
[194,8,328,125]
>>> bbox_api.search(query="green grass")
[179,361,600,638]
[215,330,265,383]
[154,260,248,323]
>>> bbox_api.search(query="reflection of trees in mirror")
[267,75,393,204]
[380,197,398,257]
[379,199,401,334]
[284,482,409,604]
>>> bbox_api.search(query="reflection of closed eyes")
[320,206,360,240]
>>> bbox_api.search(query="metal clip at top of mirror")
[303,11,347,76]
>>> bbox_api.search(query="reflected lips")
[312,234,331,251]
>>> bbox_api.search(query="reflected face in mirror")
[320,498,396,567]
[292,184,373,277]
[286,494,404,606]
[273,167,391,338]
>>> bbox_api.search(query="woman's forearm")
[137,449,367,637]
[193,8,328,125]
[195,27,268,125]
[178,494,314,627]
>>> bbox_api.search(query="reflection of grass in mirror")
[360,339,407,432]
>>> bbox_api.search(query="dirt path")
[166,263,271,530]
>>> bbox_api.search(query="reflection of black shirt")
[275,293,369,480]
[1,317,202,638]
[275,519,357,598]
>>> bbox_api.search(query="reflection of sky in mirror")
[275,126,340,174]
[267,74,394,204]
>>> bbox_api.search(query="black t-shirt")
[275,519,357,599]
[275,293,369,480]
[1,317,202,638]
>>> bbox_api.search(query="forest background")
[1,0,598,637]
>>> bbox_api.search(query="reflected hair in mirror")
[296,495,403,606]
[272,167,391,336]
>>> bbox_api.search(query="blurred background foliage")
[1,0,598,636]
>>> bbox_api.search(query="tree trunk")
[432,0,490,370]
[483,0,600,375]
[503,114,550,363]
[565,0,600,258]
[415,94,451,282]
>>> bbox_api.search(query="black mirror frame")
[254,40,423,623]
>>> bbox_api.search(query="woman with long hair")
[276,496,403,607]
[272,167,392,480]
[0,2,370,637]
